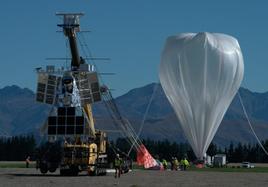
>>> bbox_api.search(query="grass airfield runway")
[0,168,268,187]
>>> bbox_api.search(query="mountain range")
[0,84,268,147]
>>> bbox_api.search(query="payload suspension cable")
[77,33,143,152]
[127,83,159,155]
[101,94,134,144]
[238,91,268,156]
[102,93,141,150]
[102,92,141,151]
[77,33,105,84]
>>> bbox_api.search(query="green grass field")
[0,161,35,168]
[1,161,268,173]
[188,166,268,173]
[133,162,268,173]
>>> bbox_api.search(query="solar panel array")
[36,71,102,106]
[47,107,85,135]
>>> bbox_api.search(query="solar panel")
[45,96,54,104]
[75,126,84,134]
[47,113,86,135]
[36,72,59,105]
[67,117,75,125]
[58,117,66,125]
[74,72,102,105]
[92,92,101,102]
[57,126,66,134]
[48,126,57,134]
[48,75,57,81]
[87,72,98,82]
[91,82,99,92]
[48,117,57,126]
[37,83,46,93]
[36,93,45,103]
[66,126,75,134]
[58,107,66,116]
[76,116,84,125]
[67,107,76,116]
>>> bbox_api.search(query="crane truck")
[35,13,109,176]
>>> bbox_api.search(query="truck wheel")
[40,164,48,174]
[88,169,96,176]
[60,169,72,176]
[71,169,79,176]
[60,169,67,176]
[49,167,57,173]
[70,166,79,176]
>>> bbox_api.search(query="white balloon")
[159,32,244,159]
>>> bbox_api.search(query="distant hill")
[0,86,49,136]
[0,84,268,147]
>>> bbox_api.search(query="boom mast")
[56,13,84,69]
[56,13,96,137]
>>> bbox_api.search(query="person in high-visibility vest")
[174,158,179,170]
[114,154,122,178]
[162,159,168,170]
[183,158,189,170]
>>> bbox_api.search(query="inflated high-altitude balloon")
[159,32,244,159]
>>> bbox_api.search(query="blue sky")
[0,0,268,96]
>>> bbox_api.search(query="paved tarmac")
[0,168,268,187]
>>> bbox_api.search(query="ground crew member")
[114,154,122,178]
[171,157,174,170]
[183,157,189,170]
[162,159,168,170]
[174,157,179,170]
[26,156,30,168]
[180,158,184,170]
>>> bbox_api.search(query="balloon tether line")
[238,91,268,156]
[127,83,159,156]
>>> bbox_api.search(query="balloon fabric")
[159,32,244,159]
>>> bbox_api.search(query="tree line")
[0,135,35,161]
[113,138,268,163]
[1,135,268,163]
[207,141,268,163]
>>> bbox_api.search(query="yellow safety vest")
[115,158,122,167]
[184,159,189,166]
